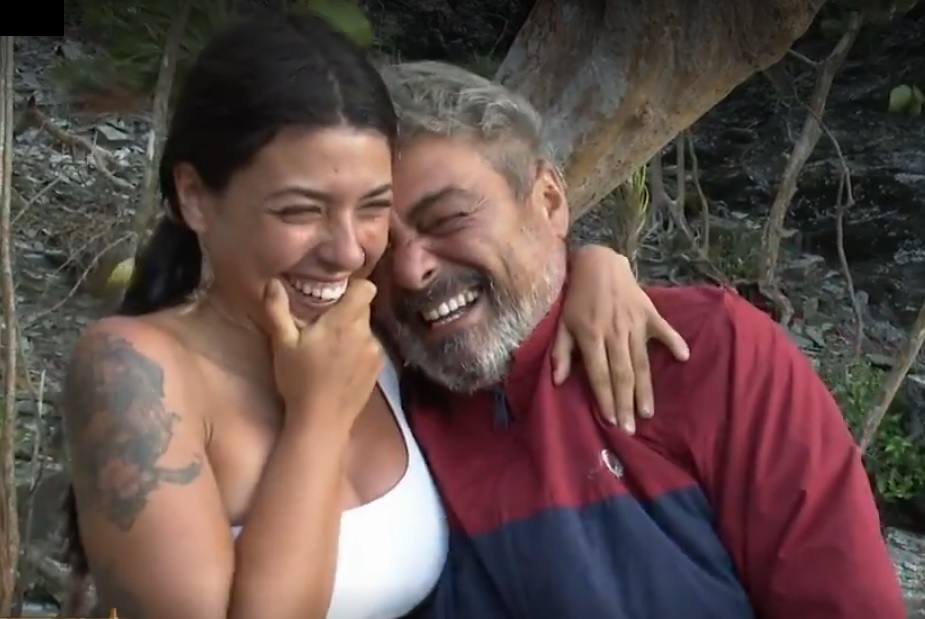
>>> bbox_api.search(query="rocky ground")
[5,7,925,616]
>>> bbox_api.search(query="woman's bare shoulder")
[63,313,206,453]
[68,311,200,380]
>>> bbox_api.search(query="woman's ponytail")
[118,217,202,316]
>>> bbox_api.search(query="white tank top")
[231,358,448,618]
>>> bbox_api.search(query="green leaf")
[888,84,913,113]
[298,0,374,48]
[912,85,924,101]
[106,257,135,292]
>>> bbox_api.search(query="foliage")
[463,53,502,79]
[55,0,374,103]
[106,256,135,292]
[819,355,925,501]
[606,165,651,274]
[54,0,230,102]
[708,223,762,282]
[888,83,924,116]
[295,0,374,48]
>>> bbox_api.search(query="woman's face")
[177,125,393,325]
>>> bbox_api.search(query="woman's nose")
[316,219,366,273]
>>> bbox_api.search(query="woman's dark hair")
[63,9,397,585]
[121,9,397,315]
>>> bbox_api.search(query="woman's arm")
[65,319,239,619]
[555,244,690,433]
[66,282,381,619]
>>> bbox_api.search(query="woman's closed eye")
[360,199,393,213]
[274,204,323,220]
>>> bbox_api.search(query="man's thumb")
[263,279,299,346]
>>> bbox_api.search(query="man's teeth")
[422,289,479,323]
[288,278,348,302]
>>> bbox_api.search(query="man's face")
[372,134,569,393]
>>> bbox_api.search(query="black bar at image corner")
[3,0,65,37]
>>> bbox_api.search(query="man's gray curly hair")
[378,60,554,200]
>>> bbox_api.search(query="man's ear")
[530,159,569,239]
[173,162,211,234]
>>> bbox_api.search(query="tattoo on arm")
[66,333,203,531]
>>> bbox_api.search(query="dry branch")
[648,135,726,284]
[128,0,194,256]
[649,140,696,245]
[23,101,132,191]
[0,35,20,616]
[834,171,864,357]
[757,12,864,324]
[12,370,44,615]
[22,233,132,329]
[10,176,62,227]
[687,136,711,254]
[861,300,925,453]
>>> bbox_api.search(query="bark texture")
[495,0,827,220]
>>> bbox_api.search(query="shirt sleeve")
[688,290,906,618]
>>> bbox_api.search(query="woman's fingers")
[606,334,636,434]
[551,321,575,386]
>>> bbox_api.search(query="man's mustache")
[396,269,490,320]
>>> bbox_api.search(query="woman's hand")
[263,278,383,432]
[554,245,690,433]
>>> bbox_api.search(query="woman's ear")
[173,162,210,234]
[531,159,570,239]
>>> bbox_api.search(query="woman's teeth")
[422,289,479,324]
[287,277,348,302]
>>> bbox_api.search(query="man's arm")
[686,290,906,618]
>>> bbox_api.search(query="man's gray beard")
[387,255,566,394]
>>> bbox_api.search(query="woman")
[62,12,688,619]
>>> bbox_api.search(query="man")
[372,61,907,618]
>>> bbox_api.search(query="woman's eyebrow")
[362,183,393,199]
[265,183,393,203]
[264,185,331,202]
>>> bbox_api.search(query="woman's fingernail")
[622,418,635,434]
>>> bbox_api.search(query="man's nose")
[390,234,438,291]
[316,219,365,273]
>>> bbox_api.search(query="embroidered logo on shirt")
[601,449,624,478]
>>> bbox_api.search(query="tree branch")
[0,35,20,616]
[12,370,44,615]
[127,0,194,256]
[24,101,132,191]
[757,11,864,324]
[834,169,864,357]
[787,48,819,67]
[860,300,925,453]
[686,133,711,254]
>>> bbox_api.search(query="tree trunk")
[128,0,194,257]
[495,0,826,221]
[0,35,20,616]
